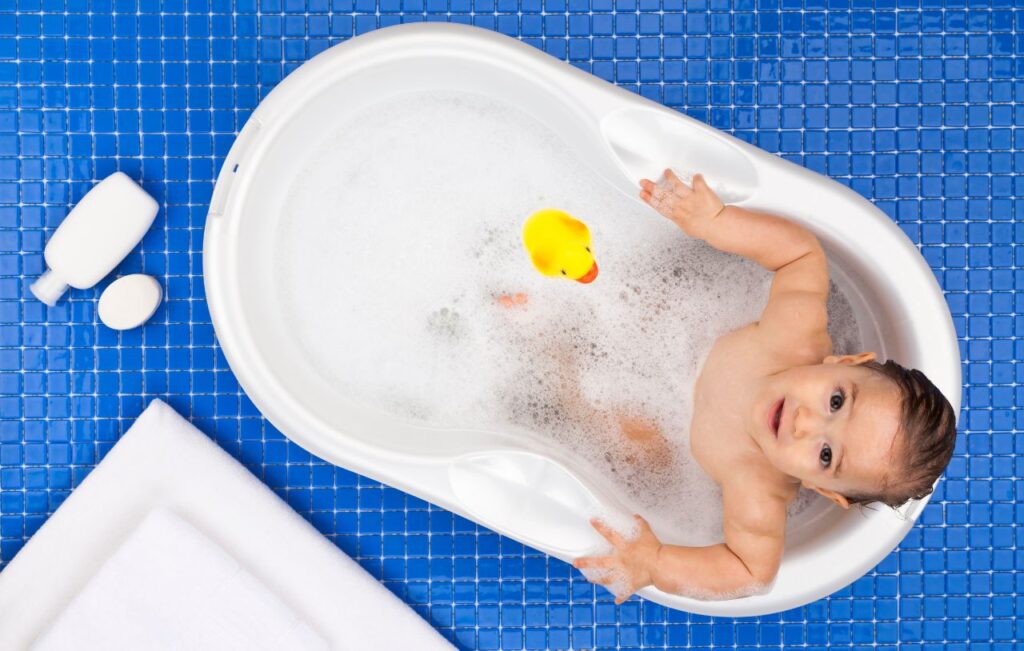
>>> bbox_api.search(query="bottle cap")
[30,269,69,307]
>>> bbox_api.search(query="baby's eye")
[829,389,846,413]
[819,444,832,468]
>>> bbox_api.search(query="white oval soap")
[98,274,163,330]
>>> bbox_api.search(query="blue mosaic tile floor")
[0,0,1021,649]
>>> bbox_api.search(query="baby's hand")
[639,170,725,239]
[573,515,662,604]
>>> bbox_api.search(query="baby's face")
[752,355,903,506]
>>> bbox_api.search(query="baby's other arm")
[574,484,787,602]
[639,170,830,348]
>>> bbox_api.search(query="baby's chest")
[689,409,753,482]
[688,332,763,481]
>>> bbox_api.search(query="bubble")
[275,91,862,547]
[579,566,633,601]
[668,580,770,602]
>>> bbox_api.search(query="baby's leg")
[543,335,665,455]
[504,329,673,471]
[547,345,673,470]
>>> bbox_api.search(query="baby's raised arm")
[640,171,830,348]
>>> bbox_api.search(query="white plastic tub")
[203,23,961,616]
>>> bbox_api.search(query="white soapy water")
[672,580,770,602]
[276,91,863,547]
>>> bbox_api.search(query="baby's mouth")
[769,399,784,438]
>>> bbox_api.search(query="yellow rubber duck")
[522,209,599,284]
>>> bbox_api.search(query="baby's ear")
[823,351,877,366]
[807,485,851,510]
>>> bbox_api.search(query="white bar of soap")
[98,274,163,331]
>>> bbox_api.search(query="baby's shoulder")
[719,318,830,371]
[754,298,833,365]
[721,468,798,530]
[723,465,798,502]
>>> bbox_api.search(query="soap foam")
[579,565,633,601]
[276,91,863,547]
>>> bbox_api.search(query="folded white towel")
[33,509,330,651]
[0,400,453,651]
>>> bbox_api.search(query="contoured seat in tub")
[203,24,961,616]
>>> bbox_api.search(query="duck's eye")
[829,389,845,413]
[561,269,567,275]
[819,444,832,468]
[586,247,591,253]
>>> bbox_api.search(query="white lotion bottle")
[31,172,159,307]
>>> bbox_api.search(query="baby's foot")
[496,292,529,308]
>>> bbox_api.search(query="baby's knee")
[617,414,673,468]
[618,414,662,443]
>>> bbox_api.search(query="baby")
[573,170,958,602]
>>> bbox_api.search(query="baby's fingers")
[661,168,693,194]
[590,518,625,546]
[573,555,614,570]
[613,583,639,604]
[692,173,716,197]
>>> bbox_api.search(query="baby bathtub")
[203,24,961,616]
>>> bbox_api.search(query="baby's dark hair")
[844,359,957,509]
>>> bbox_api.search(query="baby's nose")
[792,405,823,439]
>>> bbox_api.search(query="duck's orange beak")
[575,262,599,284]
